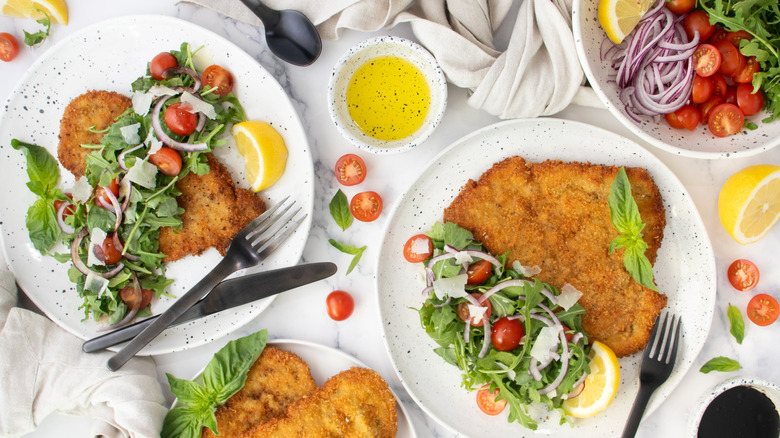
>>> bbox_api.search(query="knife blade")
[82,262,336,353]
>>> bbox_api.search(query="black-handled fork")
[621,312,681,438]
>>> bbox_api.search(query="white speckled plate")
[327,36,448,154]
[376,119,716,437]
[0,15,314,355]
[572,0,780,159]
[176,339,417,437]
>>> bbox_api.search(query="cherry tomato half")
[95,178,120,207]
[120,284,154,309]
[692,74,714,104]
[403,234,433,263]
[164,101,198,136]
[476,386,507,416]
[727,259,759,292]
[683,11,716,43]
[708,103,744,137]
[466,259,493,285]
[0,32,19,62]
[711,74,728,97]
[726,30,752,49]
[733,56,760,84]
[326,290,354,321]
[692,44,722,77]
[699,95,724,124]
[457,293,492,327]
[747,294,779,327]
[350,191,382,222]
[736,83,765,117]
[335,153,367,186]
[665,0,695,15]
[492,317,525,351]
[201,65,234,97]
[150,52,178,81]
[149,146,183,176]
[714,39,746,78]
[100,233,123,265]
[665,105,700,131]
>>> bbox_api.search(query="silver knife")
[82,262,336,353]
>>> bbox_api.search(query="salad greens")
[14,42,245,324]
[417,221,590,430]
[23,9,51,47]
[608,167,658,292]
[699,0,780,122]
[162,329,268,438]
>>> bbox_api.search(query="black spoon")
[239,0,322,66]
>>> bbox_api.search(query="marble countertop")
[2,1,779,437]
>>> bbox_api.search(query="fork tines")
[646,311,681,365]
[242,196,306,257]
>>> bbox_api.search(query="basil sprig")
[162,329,268,438]
[607,167,658,291]
[700,356,742,374]
[328,239,366,275]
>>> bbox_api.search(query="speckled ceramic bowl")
[688,377,780,437]
[327,36,447,154]
[572,0,780,159]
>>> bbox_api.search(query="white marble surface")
[1,1,779,437]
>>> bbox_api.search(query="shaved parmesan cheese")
[192,46,214,72]
[513,260,541,277]
[87,228,107,267]
[467,304,488,324]
[126,160,158,189]
[181,92,217,119]
[558,283,583,310]
[71,176,93,203]
[147,135,162,156]
[132,92,154,116]
[119,123,141,145]
[84,272,109,298]
[453,251,474,265]
[530,326,560,363]
[432,274,468,299]
[411,237,431,255]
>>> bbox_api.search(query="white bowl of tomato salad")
[573,0,780,159]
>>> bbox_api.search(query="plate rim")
[374,117,716,436]
[0,14,315,354]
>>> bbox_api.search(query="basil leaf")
[328,238,366,275]
[607,167,658,291]
[329,189,352,231]
[727,303,745,344]
[12,139,60,196]
[25,199,60,253]
[162,330,268,438]
[699,356,742,374]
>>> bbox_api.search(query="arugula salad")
[410,221,591,430]
[13,42,245,328]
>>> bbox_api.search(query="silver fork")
[621,311,682,438]
[107,196,306,371]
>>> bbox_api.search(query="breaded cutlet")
[242,367,397,438]
[58,90,132,178]
[202,346,317,438]
[158,153,266,262]
[443,157,667,357]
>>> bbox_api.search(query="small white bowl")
[327,36,448,154]
[572,0,780,159]
[688,376,780,437]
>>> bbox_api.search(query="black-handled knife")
[83,262,336,353]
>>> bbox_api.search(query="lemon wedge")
[563,341,620,418]
[718,164,780,245]
[598,0,653,44]
[0,0,68,24]
[231,121,288,192]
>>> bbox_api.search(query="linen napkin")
[0,270,168,438]
[177,0,589,118]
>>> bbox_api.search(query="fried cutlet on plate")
[242,367,397,438]
[158,153,265,262]
[57,90,266,262]
[202,346,317,438]
[58,90,132,178]
[443,157,667,357]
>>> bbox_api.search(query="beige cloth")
[179,0,589,118]
[0,270,167,438]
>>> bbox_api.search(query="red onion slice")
[56,201,75,235]
[161,66,201,93]
[151,96,209,152]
